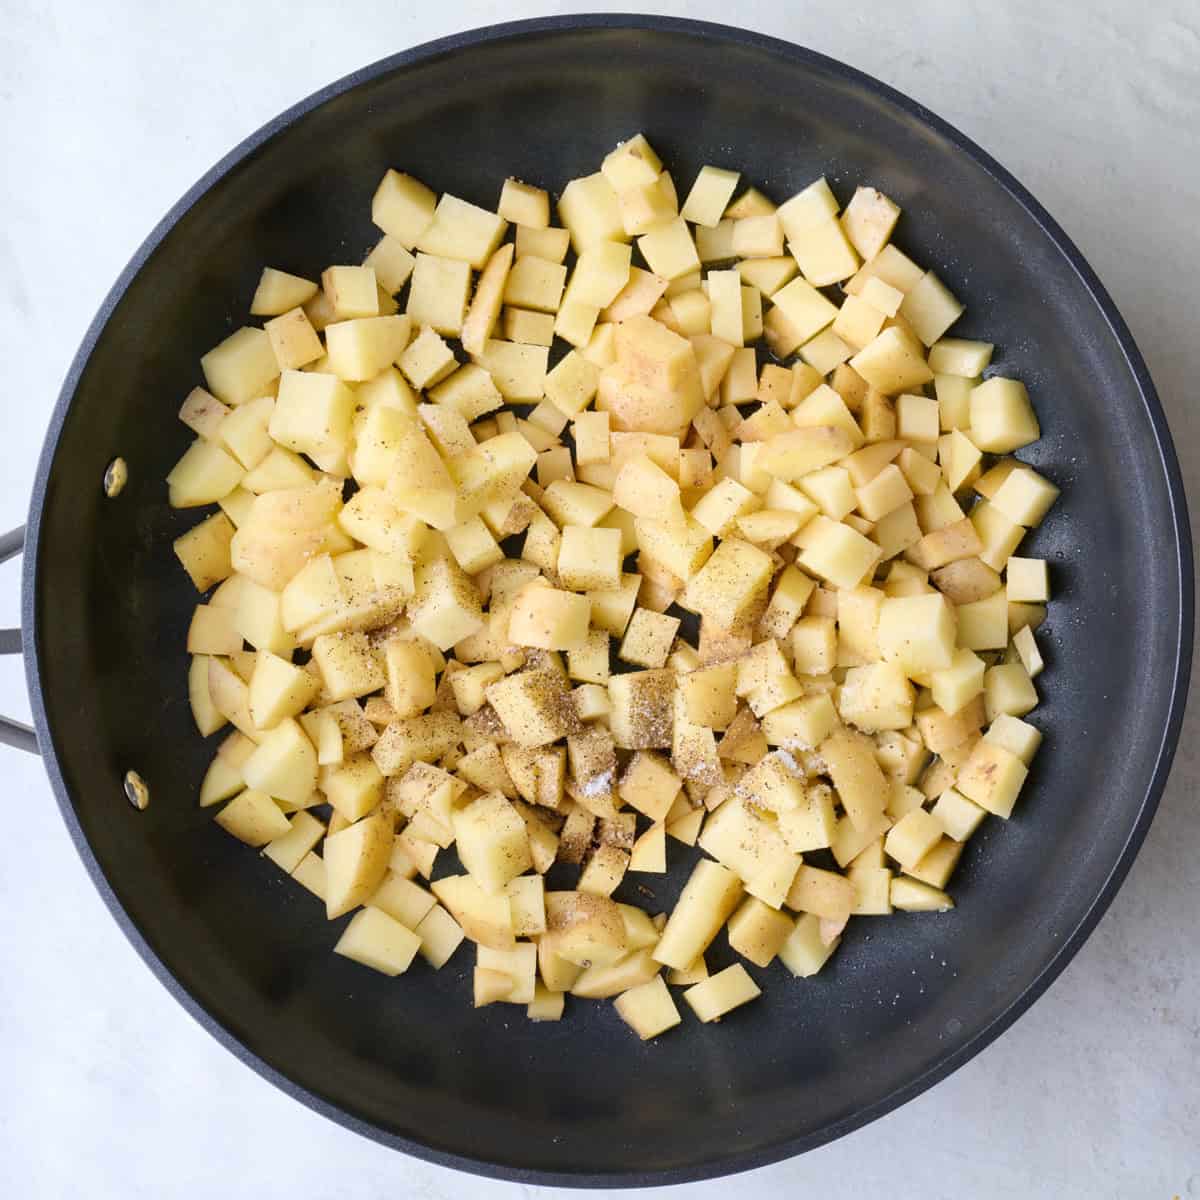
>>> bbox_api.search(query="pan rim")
[20,13,1194,1188]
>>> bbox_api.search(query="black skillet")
[1,15,1191,1188]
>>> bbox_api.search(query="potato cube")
[311,632,384,702]
[332,906,421,976]
[970,500,1026,572]
[174,512,236,593]
[240,717,317,806]
[246,650,317,728]
[849,326,933,395]
[682,538,774,633]
[559,172,625,252]
[167,437,246,509]
[796,517,882,591]
[408,558,484,651]
[321,265,379,320]
[683,963,761,1022]
[990,467,1060,527]
[410,903,465,968]
[637,217,700,281]
[499,178,550,227]
[398,324,457,389]
[608,670,675,750]
[321,809,393,918]
[680,165,740,226]
[778,912,840,977]
[371,170,436,246]
[249,267,318,317]
[200,326,280,406]
[956,586,1010,651]
[504,254,568,313]
[785,864,855,920]
[882,808,942,871]
[508,583,591,651]
[840,186,901,260]
[486,667,581,748]
[877,593,956,676]
[406,253,472,336]
[1006,556,1049,602]
[820,727,887,830]
[652,858,744,969]
[541,350,600,418]
[969,377,1040,452]
[545,891,628,967]
[984,663,1038,721]
[770,276,839,343]
[416,194,507,270]
[929,647,986,717]
[611,975,679,1040]
[431,875,515,950]
[552,525,621,593]
[984,713,1042,765]
[269,370,354,464]
[838,662,915,732]
[899,271,964,346]
[930,787,987,842]
[956,739,1028,818]
[572,411,611,466]
[791,615,837,675]
[453,793,532,894]
[619,608,680,669]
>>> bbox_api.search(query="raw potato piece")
[174,140,1064,1038]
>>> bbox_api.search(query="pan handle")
[0,526,38,755]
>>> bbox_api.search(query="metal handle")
[0,527,38,754]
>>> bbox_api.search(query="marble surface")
[2,2,1198,1197]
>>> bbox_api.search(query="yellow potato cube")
[849,326,934,395]
[250,267,319,317]
[545,890,628,967]
[883,808,944,871]
[1006,556,1049,603]
[778,912,841,977]
[371,170,436,247]
[499,177,550,228]
[397,324,456,389]
[682,538,774,632]
[614,976,680,1040]
[877,593,956,676]
[619,608,680,669]
[727,896,794,968]
[504,254,568,312]
[770,276,839,343]
[891,876,954,912]
[680,165,740,227]
[334,906,421,976]
[241,717,317,806]
[796,516,882,591]
[637,217,700,281]
[201,326,280,406]
[248,650,319,728]
[416,194,507,270]
[453,792,532,894]
[990,467,1060,527]
[790,615,837,676]
[785,864,855,920]
[322,266,379,320]
[984,662,1038,721]
[392,557,477,652]
[265,306,323,371]
[174,512,235,591]
[321,753,385,822]
[956,737,1028,819]
[970,500,1026,572]
[839,186,901,260]
[558,172,626,252]
[215,788,291,847]
[899,271,963,346]
[821,727,888,829]
[311,632,385,701]
[608,670,676,749]
[838,662,915,733]
[557,525,623,592]
[471,339,548,403]
[431,875,515,950]
[930,787,987,842]
[269,370,354,464]
[653,858,744,969]
[508,583,591,651]
[486,667,581,748]
[984,712,1042,765]
[544,350,600,417]
[969,377,1040,452]
[406,252,472,336]
[930,647,986,716]
[683,963,761,1022]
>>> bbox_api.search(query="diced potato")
[323,810,393,919]
[214,788,291,846]
[653,859,744,970]
[683,963,761,1022]
[779,912,841,977]
[454,792,532,894]
[335,906,422,976]
[969,377,1040,453]
[431,875,515,950]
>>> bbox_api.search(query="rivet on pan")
[123,770,150,811]
[103,457,128,498]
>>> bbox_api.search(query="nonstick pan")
[2,14,1192,1188]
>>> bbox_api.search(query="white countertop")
[2,2,1198,1197]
